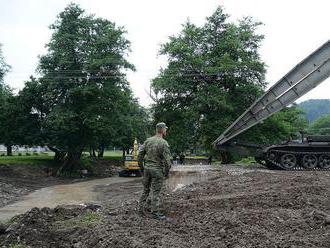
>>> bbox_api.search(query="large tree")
[152,6,307,154]
[28,4,138,173]
[152,7,266,152]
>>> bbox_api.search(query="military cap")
[156,122,168,129]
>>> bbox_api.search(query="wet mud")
[0,165,217,222]
[1,165,330,247]
[0,164,70,208]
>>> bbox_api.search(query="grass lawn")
[0,149,219,165]
[0,150,124,166]
[102,150,123,157]
[0,154,54,166]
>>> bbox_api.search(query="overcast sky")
[0,0,329,106]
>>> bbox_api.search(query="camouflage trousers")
[139,167,164,214]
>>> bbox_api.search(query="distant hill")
[298,99,330,123]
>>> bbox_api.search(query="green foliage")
[240,105,308,144]
[308,114,330,135]
[299,99,330,122]
[0,43,11,84]
[0,44,16,151]
[80,212,100,224]
[8,243,30,248]
[54,211,101,227]
[237,156,256,165]
[152,6,266,152]
[151,6,308,152]
[18,3,149,171]
[80,157,96,174]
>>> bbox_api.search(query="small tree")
[0,43,14,155]
[308,115,330,135]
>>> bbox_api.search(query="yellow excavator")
[118,138,143,177]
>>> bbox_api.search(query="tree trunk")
[6,145,12,156]
[220,151,234,164]
[54,151,66,162]
[98,145,104,158]
[59,150,83,176]
[48,146,66,162]
[89,146,97,158]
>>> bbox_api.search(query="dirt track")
[1,165,330,247]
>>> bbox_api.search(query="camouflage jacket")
[138,135,172,175]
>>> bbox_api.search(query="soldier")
[138,122,172,220]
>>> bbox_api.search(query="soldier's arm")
[138,141,147,168]
[163,142,172,178]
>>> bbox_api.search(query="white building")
[0,144,48,153]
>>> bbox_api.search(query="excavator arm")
[214,40,330,147]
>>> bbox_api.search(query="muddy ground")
[0,164,68,208]
[0,160,118,208]
[1,165,330,247]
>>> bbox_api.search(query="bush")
[238,157,257,165]
[0,153,5,157]
[33,152,39,156]
[18,153,22,156]
[81,158,96,175]
[25,152,31,156]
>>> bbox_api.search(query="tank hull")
[257,142,330,170]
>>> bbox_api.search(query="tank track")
[261,150,330,171]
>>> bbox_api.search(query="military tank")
[255,134,330,170]
[214,40,330,170]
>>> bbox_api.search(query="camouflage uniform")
[138,134,171,215]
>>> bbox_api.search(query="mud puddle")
[0,165,219,222]
[166,165,220,191]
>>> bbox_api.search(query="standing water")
[0,164,219,222]
[166,165,220,191]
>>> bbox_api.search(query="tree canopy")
[308,114,330,135]
[0,44,10,85]
[151,6,307,154]
[19,3,148,172]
